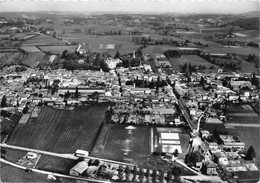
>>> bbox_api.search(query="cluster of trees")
[125,76,168,90]
[185,150,205,167]
[180,63,197,74]
[63,60,100,71]
[115,165,182,182]
[61,50,110,72]
[164,50,181,59]
[103,30,121,35]
[247,54,259,68]
[200,54,239,71]
[116,57,141,68]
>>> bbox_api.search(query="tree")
[200,163,208,175]
[181,63,187,73]
[125,166,131,182]
[100,60,110,72]
[136,48,142,57]
[133,166,137,182]
[246,146,256,160]
[172,165,182,182]
[152,170,157,183]
[173,149,179,157]
[61,49,68,59]
[114,50,120,59]
[199,76,206,86]
[75,86,79,98]
[146,168,151,182]
[251,73,259,88]
[22,106,29,114]
[166,169,172,183]
[1,95,7,108]
[158,169,164,182]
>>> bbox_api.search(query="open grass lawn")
[92,124,151,164]
[35,155,77,174]
[23,35,66,46]
[38,45,78,54]
[8,104,108,153]
[180,55,215,66]
[0,163,48,183]
[169,55,218,72]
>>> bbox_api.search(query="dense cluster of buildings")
[0,52,259,182]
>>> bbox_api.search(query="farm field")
[0,52,24,66]
[1,117,16,142]
[23,35,66,46]
[231,30,260,43]
[8,104,108,153]
[225,104,260,125]
[169,55,218,69]
[21,52,47,67]
[21,46,41,52]
[38,45,78,54]
[12,33,38,41]
[51,20,155,35]
[61,34,140,55]
[204,46,259,56]
[92,124,151,164]
[142,45,177,55]
[35,155,77,175]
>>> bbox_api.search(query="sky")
[0,0,259,14]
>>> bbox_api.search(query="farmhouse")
[74,149,89,158]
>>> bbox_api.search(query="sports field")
[8,104,108,153]
[92,124,151,164]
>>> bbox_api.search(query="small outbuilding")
[70,161,88,176]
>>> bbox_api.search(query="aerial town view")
[0,0,259,182]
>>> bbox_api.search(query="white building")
[105,58,122,69]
